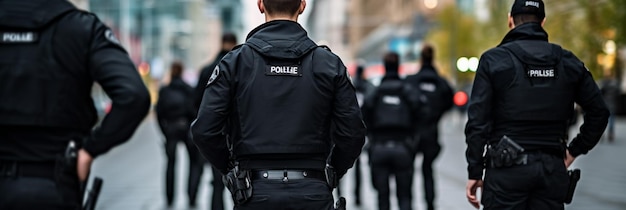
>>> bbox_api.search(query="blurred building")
[346,0,457,63]
[306,0,350,61]
[83,0,242,80]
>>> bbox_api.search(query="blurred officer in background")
[362,52,427,210]
[156,61,203,208]
[194,32,237,210]
[0,0,151,209]
[405,44,454,210]
[349,64,375,206]
[465,0,609,209]
[191,0,366,209]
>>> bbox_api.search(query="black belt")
[0,161,56,179]
[250,169,325,182]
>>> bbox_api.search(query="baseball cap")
[510,0,545,19]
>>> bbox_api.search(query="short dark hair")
[263,0,301,16]
[512,13,543,25]
[170,61,184,78]
[420,44,434,65]
[383,52,400,74]
[222,32,237,45]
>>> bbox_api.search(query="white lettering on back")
[528,69,555,78]
[2,32,34,42]
[270,66,299,75]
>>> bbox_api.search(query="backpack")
[156,85,189,120]
[370,80,415,130]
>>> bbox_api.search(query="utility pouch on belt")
[488,135,526,168]
[56,141,80,192]
[565,169,581,204]
[334,197,346,210]
[325,164,338,188]
[223,166,252,205]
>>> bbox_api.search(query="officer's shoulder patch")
[104,29,121,45]
[346,69,355,89]
[206,66,220,87]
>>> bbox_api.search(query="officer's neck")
[265,14,299,22]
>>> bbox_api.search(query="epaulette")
[232,44,245,50]
[318,45,332,52]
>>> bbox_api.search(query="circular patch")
[206,66,220,87]
[104,29,120,45]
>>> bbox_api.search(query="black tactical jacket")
[465,23,609,180]
[0,0,150,161]
[192,20,366,176]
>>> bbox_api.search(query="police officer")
[194,33,237,210]
[405,44,453,210]
[0,0,151,209]
[348,64,374,206]
[156,62,203,208]
[362,52,426,210]
[191,0,366,209]
[465,1,610,209]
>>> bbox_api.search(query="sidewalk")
[566,116,626,210]
[87,113,626,210]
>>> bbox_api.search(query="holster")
[487,135,527,168]
[223,166,253,205]
[564,169,581,204]
[334,197,346,210]
[324,164,338,189]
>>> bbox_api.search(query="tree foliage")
[425,0,626,84]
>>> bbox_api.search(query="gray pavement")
[88,112,626,210]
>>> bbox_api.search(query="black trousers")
[369,141,415,210]
[482,152,568,210]
[0,163,80,210]
[210,166,225,210]
[417,131,441,210]
[162,123,204,207]
[234,178,333,210]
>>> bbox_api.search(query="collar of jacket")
[0,0,75,29]
[498,22,549,46]
[169,77,188,88]
[245,20,318,59]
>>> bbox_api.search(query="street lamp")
[457,57,479,72]
[468,57,479,72]
[457,57,469,72]
[424,0,438,9]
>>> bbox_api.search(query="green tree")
[425,0,626,83]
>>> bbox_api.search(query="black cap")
[511,0,545,19]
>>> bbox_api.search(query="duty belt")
[251,169,325,182]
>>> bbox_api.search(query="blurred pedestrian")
[405,44,454,210]
[362,52,427,210]
[351,65,375,206]
[156,62,203,208]
[600,73,620,142]
[465,0,610,209]
[0,0,151,209]
[194,32,238,210]
[191,0,365,209]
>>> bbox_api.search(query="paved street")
[88,111,626,210]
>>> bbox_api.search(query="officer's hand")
[466,179,483,209]
[564,149,576,168]
[77,149,93,182]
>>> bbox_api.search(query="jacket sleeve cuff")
[83,143,104,158]
[567,145,586,158]
[468,166,484,180]
[82,135,106,158]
